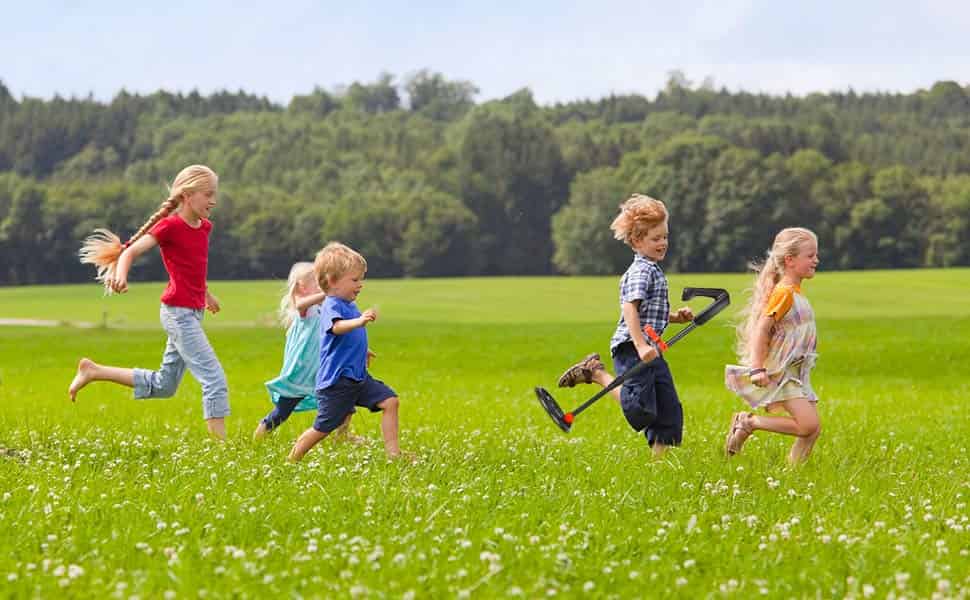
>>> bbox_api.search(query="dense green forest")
[1,71,968,284]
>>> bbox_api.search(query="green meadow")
[0,270,968,598]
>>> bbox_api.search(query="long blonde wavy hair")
[78,165,218,293]
[735,227,818,364]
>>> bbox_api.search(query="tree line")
[1,71,968,284]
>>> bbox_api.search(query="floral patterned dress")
[725,284,818,409]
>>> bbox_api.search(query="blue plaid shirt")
[610,253,670,351]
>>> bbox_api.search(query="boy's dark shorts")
[313,375,397,433]
[612,342,683,446]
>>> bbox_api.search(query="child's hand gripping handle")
[642,325,668,352]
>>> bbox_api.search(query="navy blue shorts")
[612,342,683,446]
[313,375,397,433]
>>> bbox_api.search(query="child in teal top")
[253,262,358,440]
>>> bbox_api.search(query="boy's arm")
[109,234,157,293]
[622,301,659,363]
[295,291,327,314]
[331,308,377,335]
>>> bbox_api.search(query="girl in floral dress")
[724,228,822,464]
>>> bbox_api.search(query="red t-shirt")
[149,214,211,309]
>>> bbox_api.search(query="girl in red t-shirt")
[69,165,230,439]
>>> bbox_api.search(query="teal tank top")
[264,304,321,411]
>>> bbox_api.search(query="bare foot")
[388,449,417,464]
[333,431,367,446]
[253,422,269,441]
[68,358,97,402]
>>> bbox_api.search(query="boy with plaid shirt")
[557,195,693,456]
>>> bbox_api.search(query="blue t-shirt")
[315,296,368,390]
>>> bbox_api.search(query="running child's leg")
[69,358,136,401]
[644,358,683,458]
[558,353,619,402]
[377,396,400,458]
[255,397,303,439]
[70,335,187,403]
[288,428,329,462]
[782,400,821,464]
[590,369,622,403]
[357,375,405,459]
[331,414,365,445]
[288,381,354,462]
[162,309,229,439]
[131,336,187,401]
[728,398,819,461]
[750,398,818,437]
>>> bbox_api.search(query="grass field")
[1,270,968,598]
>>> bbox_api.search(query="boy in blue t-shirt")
[287,242,405,462]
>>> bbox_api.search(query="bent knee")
[379,396,400,412]
[798,421,821,438]
[154,382,179,398]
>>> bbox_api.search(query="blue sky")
[2,1,968,105]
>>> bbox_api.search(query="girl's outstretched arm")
[295,291,327,314]
[109,235,158,293]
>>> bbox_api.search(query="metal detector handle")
[682,287,731,326]
[642,325,668,352]
[641,287,731,350]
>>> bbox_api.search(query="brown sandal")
[557,353,605,388]
[725,412,753,456]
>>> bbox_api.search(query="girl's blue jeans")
[133,305,230,420]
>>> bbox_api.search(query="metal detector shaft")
[569,359,647,418]
[570,320,697,418]
[566,287,730,420]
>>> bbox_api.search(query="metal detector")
[535,287,730,433]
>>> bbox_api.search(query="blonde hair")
[735,227,818,364]
[78,165,218,292]
[610,194,668,246]
[314,242,367,292]
[278,262,317,329]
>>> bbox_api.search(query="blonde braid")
[125,195,181,249]
[78,196,181,293]
[78,164,216,294]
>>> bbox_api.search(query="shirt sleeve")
[764,286,795,321]
[620,264,653,305]
[320,300,354,333]
[149,217,172,244]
